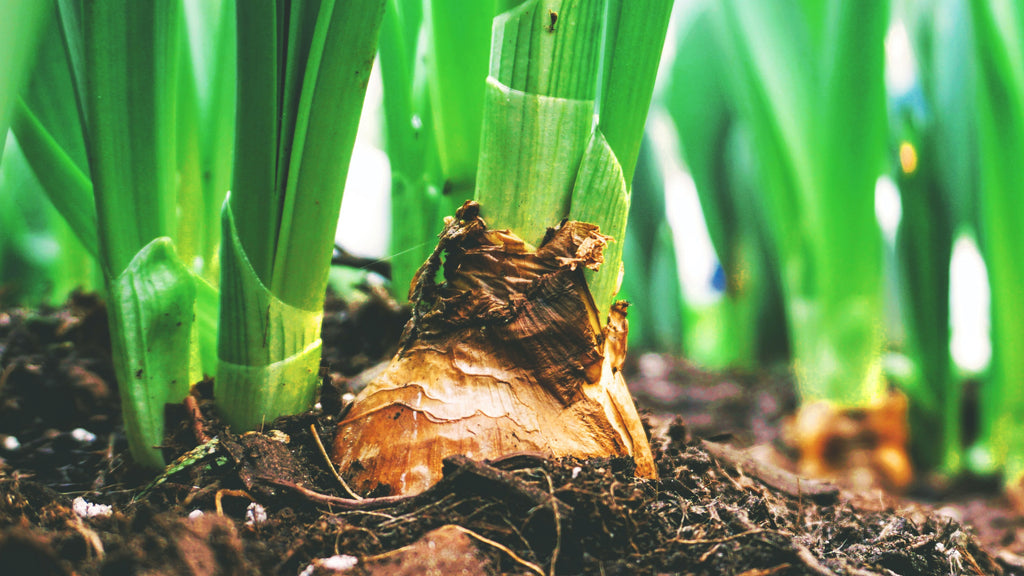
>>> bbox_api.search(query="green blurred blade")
[967,0,1024,483]
[716,0,889,406]
[11,99,98,257]
[108,237,196,468]
[0,0,49,158]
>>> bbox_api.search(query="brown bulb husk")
[332,201,657,496]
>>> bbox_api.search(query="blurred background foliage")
[3,0,1024,485]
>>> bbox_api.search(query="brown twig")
[701,440,839,505]
[184,395,210,444]
[262,477,410,510]
[451,525,545,576]
[214,489,253,516]
[538,469,561,576]
[309,424,362,500]
[793,543,838,576]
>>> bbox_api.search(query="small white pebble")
[572,466,582,479]
[188,509,204,520]
[3,436,20,451]
[71,428,97,443]
[341,393,355,405]
[320,555,359,571]
[72,497,112,519]
[314,402,323,411]
[245,502,267,525]
[299,555,358,575]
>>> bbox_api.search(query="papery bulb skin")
[333,201,656,496]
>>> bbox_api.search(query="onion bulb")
[332,201,657,495]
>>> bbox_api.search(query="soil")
[1,290,1023,575]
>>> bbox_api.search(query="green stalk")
[62,0,198,467]
[715,0,889,406]
[660,3,778,368]
[891,0,977,475]
[967,0,1024,484]
[382,0,502,296]
[476,0,672,320]
[12,0,224,463]
[187,0,236,281]
[380,0,433,295]
[598,0,673,186]
[217,0,386,431]
[478,0,603,247]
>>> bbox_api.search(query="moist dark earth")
[1,290,1022,575]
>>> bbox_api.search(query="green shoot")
[966,0,1024,485]
[715,0,890,406]
[216,0,386,431]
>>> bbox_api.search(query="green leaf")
[107,238,196,468]
[716,0,889,406]
[220,0,386,430]
[269,0,387,309]
[569,130,628,320]
[476,76,595,246]
[81,0,181,278]
[598,0,672,185]
[967,0,1024,484]
[426,0,496,189]
[0,0,49,158]
[11,99,98,257]
[215,201,323,430]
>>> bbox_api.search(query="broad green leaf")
[569,131,628,320]
[70,0,192,468]
[81,0,181,278]
[108,238,196,468]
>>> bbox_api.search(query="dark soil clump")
[0,292,1020,575]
